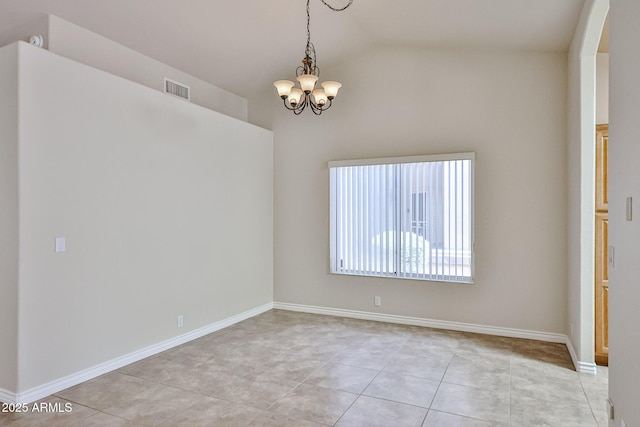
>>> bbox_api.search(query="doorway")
[593,11,609,366]
[594,124,608,365]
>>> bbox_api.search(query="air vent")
[164,78,190,101]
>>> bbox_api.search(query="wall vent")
[164,78,190,101]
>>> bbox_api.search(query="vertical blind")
[329,153,474,283]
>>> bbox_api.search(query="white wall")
[596,53,609,124]
[0,15,247,122]
[0,43,19,396]
[7,41,273,393]
[609,0,640,424]
[271,47,568,334]
[46,15,248,121]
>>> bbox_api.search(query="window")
[329,153,474,283]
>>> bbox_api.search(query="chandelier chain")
[305,0,312,59]
[304,0,352,70]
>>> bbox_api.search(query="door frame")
[568,0,608,374]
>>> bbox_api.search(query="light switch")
[626,197,633,221]
[55,237,66,253]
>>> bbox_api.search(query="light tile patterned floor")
[0,310,609,426]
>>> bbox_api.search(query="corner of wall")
[0,14,49,50]
[0,42,20,394]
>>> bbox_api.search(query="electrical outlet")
[374,296,381,307]
[177,315,183,328]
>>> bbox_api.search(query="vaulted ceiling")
[0,0,586,98]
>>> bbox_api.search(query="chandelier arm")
[282,98,304,112]
[309,101,323,115]
[282,99,297,111]
[282,93,311,113]
[308,97,331,115]
[319,0,353,12]
[325,98,333,109]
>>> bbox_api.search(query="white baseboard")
[577,361,598,375]
[1,302,273,404]
[0,388,15,405]
[274,302,568,343]
[274,302,603,374]
[2,300,601,405]
[565,338,598,374]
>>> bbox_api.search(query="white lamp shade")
[297,74,319,92]
[288,88,304,105]
[321,81,342,99]
[274,80,295,98]
[312,89,328,106]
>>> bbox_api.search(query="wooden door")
[595,124,609,366]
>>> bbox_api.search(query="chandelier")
[273,0,353,115]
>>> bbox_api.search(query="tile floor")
[0,310,609,426]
